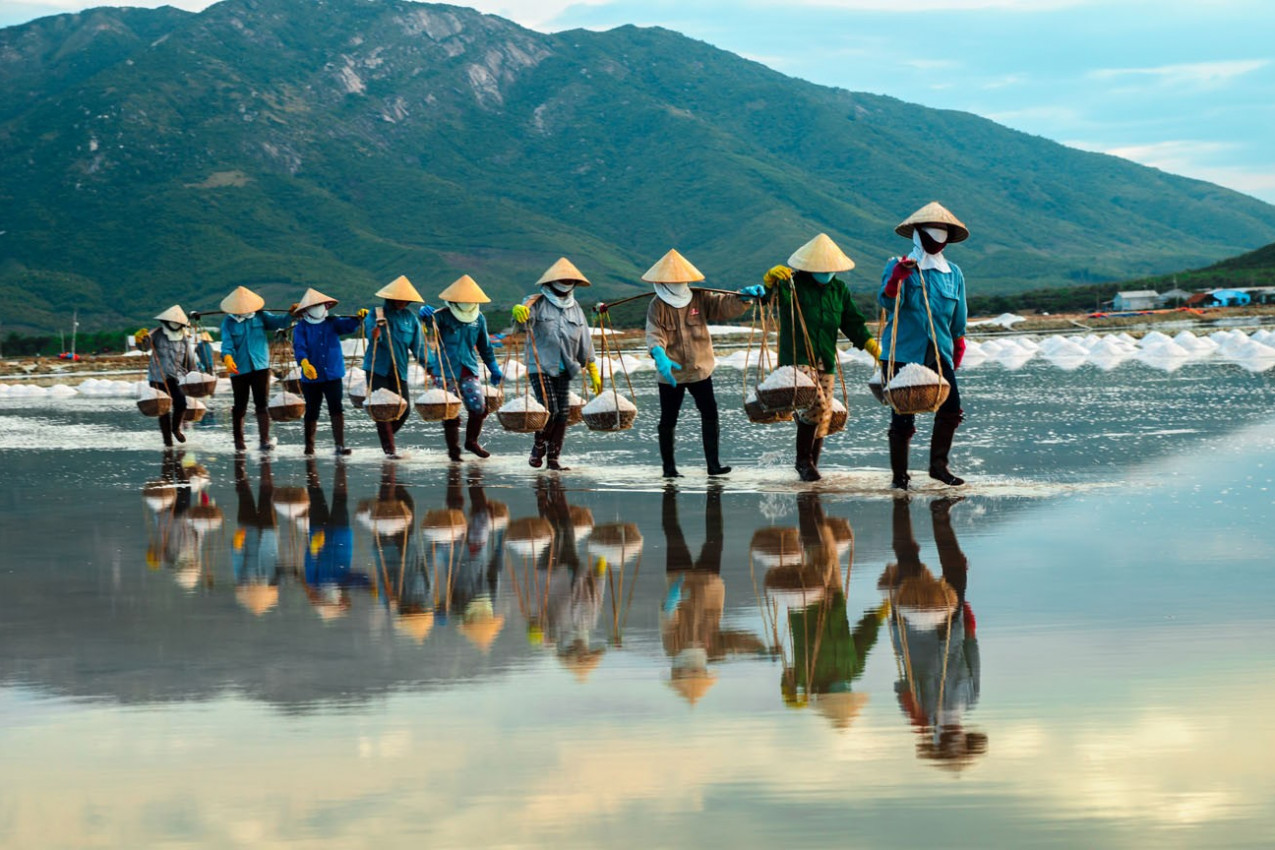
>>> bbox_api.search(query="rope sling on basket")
[346,322,368,408]
[181,315,218,399]
[881,266,950,415]
[581,310,637,432]
[364,308,410,423]
[267,326,306,423]
[754,279,824,414]
[742,299,793,424]
[496,323,550,433]
[415,323,463,422]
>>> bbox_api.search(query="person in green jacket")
[762,234,881,482]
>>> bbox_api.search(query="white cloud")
[1068,138,1275,201]
[1089,59,1270,90]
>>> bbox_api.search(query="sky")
[3,0,1274,203]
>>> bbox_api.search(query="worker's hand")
[593,301,609,315]
[418,305,435,324]
[223,354,239,375]
[953,336,966,370]
[651,345,682,386]
[233,528,246,551]
[309,530,326,556]
[489,365,504,387]
[586,362,602,395]
[884,257,916,298]
[864,338,881,359]
[737,284,766,300]
[512,304,530,324]
[288,302,299,315]
[356,308,369,320]
[371,326,381,341]
[133,328,149,344]
[763,265,792,288]
[188,311,201,322]
[300,359,318,380]
[876,600,891,622]
[593,555,608,576]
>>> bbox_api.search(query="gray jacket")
[517,295,595,378]
[146,328,197,384]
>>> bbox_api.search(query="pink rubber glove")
[953,336,966,369]
[883,257,916,298]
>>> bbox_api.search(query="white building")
[1113,290,1158,311]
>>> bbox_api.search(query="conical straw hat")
[154,305,189,326]
[536,257,591,286]
[438,274,491,304]
[459,614,506,652]
[787,233,855,273]
[641,249,705,284]
[235,584,279,616]
[375,275,424,302]
[294,287,339,314]
[895,201,969,243]
[220,286,265,314]
[668,671,718,706]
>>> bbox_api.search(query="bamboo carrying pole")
[591,287,744,312]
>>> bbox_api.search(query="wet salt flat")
[2,357,1275,848]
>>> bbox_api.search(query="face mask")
[231,313,253,323]
[922,226,949,245]
[654,283,692,308]
[812,272,835,284]
[549,283,575,297]
[303,305,329,324]
[448,302,481,323]
[161,322,185,341]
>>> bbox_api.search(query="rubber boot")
[545,419,570,471]
[795,421,821,482]
[928,410,966,486]
[443,417,463,462]
[889,428,912,491]
[256,411,274,453]
[232,412,247,453]
[658,424,682,478]
[529,430,547,468]
[464,412,490,458]
[304,419,318,456]
[377,422,398,459]
[158,414,174,448]
[171,412,186,444]
[331,411,352,456]
[702,416,730,476]
[810,437,823,471]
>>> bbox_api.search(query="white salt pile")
[284,366,303,382]
[418,388,461,404]
[886,362,945,389]
[47,384,77,398]
[137,385,168,400]
[582,392,637,414]
[367,388,403,407]
[182,371,216,388]
[829,397,847,414]
[499,395,547,413]
[567,390,584,407]
[759,365,816,390]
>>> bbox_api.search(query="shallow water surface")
[1,363,1274,849]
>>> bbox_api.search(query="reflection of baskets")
[356,498,414,534]
[186,504,224,533]
[181,371,218,398]
[566,391,585,426]
[183,398,208,423]
[142,480,177,512]
[483,385,504,416]
[267,391,306,422]
[750,527,803,568]
[497,397,549,433]
[588,522,643,565]
[505,517,555,557]
[867,368,887,405]
[137,387,172,418]
[366,388,408,423]
[826,398,848,435]
[422,508,467,542]
[273,487,310,519]
[756,367,818,412]
[415,388,463,422]
[581,394,637,432]
[744,390,794,424]
[884,364,950,415]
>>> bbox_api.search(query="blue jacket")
[219,311,292,374]
[878,259,967,368]
[293,316,360,383]
[362,303,426,381]
[425,308,499,380]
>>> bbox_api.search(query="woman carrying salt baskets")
[419,275,504,461]
[878,202,969,490]
[206,286,292,453]
[362,275,429,460]
[291,288,367,456]
[761,234,881,482]
[641,249,763,478]
[511,258,602,471]
[135,305,197,448]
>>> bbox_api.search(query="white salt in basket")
[826,397,848,435]
[181,371,218,398]
[866,367,887,406]
[347,370,368,408]
[365,387,408,423]
[415,387,463,422]
[137,384,172,418]
[483,384,504,415]
[267,390,307,422]
[497,394,549,433]
[884,363,949,415]
[744,388,794,424]
[756,365,818,412]
[183,398,208,423]
[421,508,468,543]
[565,390,585,426]
[581,392,637,432]
[272,487,310,519]
[505,517,555,558]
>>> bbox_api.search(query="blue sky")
[5,0,1274,203]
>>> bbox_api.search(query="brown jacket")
[644,290,747,385]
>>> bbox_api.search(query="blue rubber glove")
[651,345,682,386]
[738,284,766,300]
[663,575,685,616]
[418,304,435,325]
[490,365,504,386]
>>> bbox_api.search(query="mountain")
[3,0,1275,333]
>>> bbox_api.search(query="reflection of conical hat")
[895,201,969,243]
[459,614,506,653]
[236,584,279,616]
[787,233,855,273]
[536,257,591,286]
[294,288,339,314]
[668,670,717,706]
[154,305,189,326]
[313,602,348,622]
[395,611,435,644]
[813,691,869,730]
[438,274,491,304]
[220,286,265,314]
[560,647,605,682]
[641,249,705,284]
[375,275,424,302]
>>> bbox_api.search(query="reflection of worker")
[144,451,195,572]
[444,467,504,613]
[885,498,985,768]
[367,461,422,614]
[303,457,368,620]
[232,456,280,615]
[535,476,605,677]
[535,476,586,572]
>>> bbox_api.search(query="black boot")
[304,418,318,456]
[659,425,682,478]
[256,410,274,453]
[929,411,966,486]
[795,421,821,482]
[232,412,247,453]
[545,419,570,471]
[158,414,174,448]
[464,412,490,458]
[331,411,352,456]
[171,412,186,444]
[529,430,547,468]
[889,428,912,491]
[443,417,463,462]
[377,421,399,459]
[702,416,730,476]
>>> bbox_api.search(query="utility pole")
[70,309,79,358]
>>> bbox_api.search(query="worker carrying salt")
[291,288,367,457]
[419,274,504,461]
[879,202,970,490]
[511,257,602,471]
[200,286,292,453]
[362,275,429,460]
[639,249,764,478]
[761,234,881,482]
[135,305,197,448]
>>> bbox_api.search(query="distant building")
[1156,288,1193,307]
[1238,286,1275,305]
[1207,289,1251,307]
[1113,290,1158,311]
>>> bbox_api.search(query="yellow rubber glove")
[223,354,239,375]
[763,265,792,288]
[511,304,530,323]
[133,328,149,344]
[309,530,326,556]
[586,362,602,395]
[301,358,318,380]
[232,528,246,551]
[356,308,369,320]
[876,600,891,622]
[864,338,881,359]
[594,555,608,576]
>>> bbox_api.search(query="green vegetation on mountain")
[2,0,1274,332]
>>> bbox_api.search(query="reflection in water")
[143,450,223,592]
[437,466,508,653]
[301,458,368,621]
[233,456,281,616]
[882,498,986,769]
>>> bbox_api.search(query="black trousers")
[231,369,271,417]
[302,379,344,423]
[657,376,718,433]
[530,372,574,425]
[370,371,411,433]
[888,354,962,434]
[151,376,187,423]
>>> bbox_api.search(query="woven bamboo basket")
[181,371,218,398]
[267,391,306,423]
[756,367,819,412]
[137,387,172,418]
[581,393,637,432]
[366,389,409,423]
[825,398,848,435]
[744,390,794,424]
[565,391,585,426]
[497,397,550,433]
[347,372,368,409]
[142,480,177,512]
[415,388,463,422]
[183,398,208,423]
[421,508,467,542]
[884,365,950,415]
[483,384,504,415]
[867,368,887,405]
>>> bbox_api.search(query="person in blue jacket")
[362,275,429,459]
[419,274,504,461]
[198,286,291,453]
[291,287,367,456]
[879,202,970,490]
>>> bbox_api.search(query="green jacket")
[765,272,872,371]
